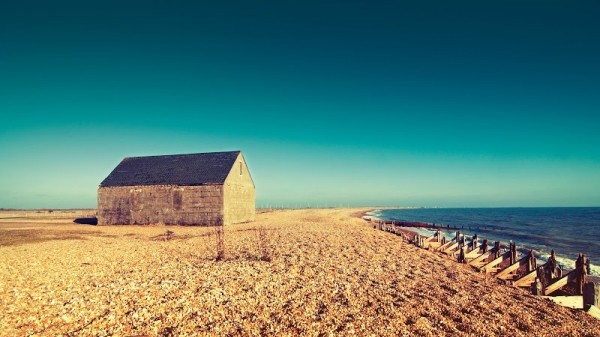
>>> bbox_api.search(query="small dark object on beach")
[74,217,98,225]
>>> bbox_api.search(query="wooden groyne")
[369,218,600,315]
[365,217,460,230]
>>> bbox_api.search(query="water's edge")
[369,207,600,276]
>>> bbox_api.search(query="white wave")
[366,209,383,218]
[590,264,600,277]
[551,255,600,277]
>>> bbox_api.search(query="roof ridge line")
[125,150,241,159]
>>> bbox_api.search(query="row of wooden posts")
[371,219,599,309]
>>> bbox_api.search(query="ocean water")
[371,207,600,276]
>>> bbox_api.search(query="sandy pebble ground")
[0,208,599,336]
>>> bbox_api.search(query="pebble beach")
[1,208,599,336]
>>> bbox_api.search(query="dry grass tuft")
[256,225,271,262]
[214,223,225,261]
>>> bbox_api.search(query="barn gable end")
[97,151,255,226]
[223,152,256,224]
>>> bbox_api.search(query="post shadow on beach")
[73,217,98,225]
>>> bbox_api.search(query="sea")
[369,207,600,276]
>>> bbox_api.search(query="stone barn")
[97,151,255,226]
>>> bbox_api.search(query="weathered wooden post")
[437,229,441,242]
[576,253,588,295]
[586,256,591,276]
[493,241,501,259]
[458,244,466,263]
[527,249,536,272]
[472,234,478,250]
[509,241,517,265]
[532,276,543,295]
[536,266,547,293]
[583,281,599,310]
[547,250,562,279]
[481,239,488,253]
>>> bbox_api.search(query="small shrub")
[214,220,225,261]
[256,225,271,262]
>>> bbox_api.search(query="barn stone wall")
[97,185,224,225]
[222,155,256,224]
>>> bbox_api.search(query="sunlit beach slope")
[0,208,598,336]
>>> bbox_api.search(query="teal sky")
[1,1,599,208]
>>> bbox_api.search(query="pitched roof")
[100,151,241,187]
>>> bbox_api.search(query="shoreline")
[353,209,428,242]
[369,207,600,277]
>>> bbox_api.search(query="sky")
[1,0,600,209]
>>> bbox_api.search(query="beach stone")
[583,282,599,309]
